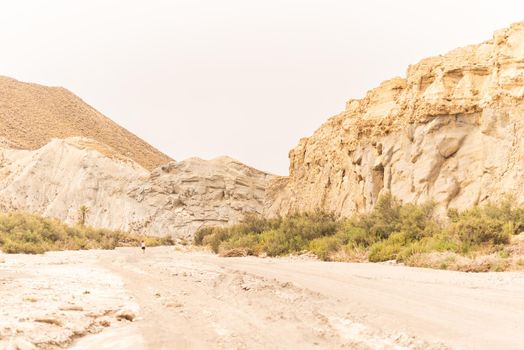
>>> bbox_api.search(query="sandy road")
[201,255,524,350]
[66,246,524,350]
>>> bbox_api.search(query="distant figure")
[141,241,146,253]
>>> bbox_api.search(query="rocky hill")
[0,77,274,237]
[0,76,171,170]
[0,137,273,237]
[268,21,524,217]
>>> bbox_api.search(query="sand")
[2,247,524,349]
[0,76,171,171]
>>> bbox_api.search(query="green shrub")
[368,231,406,262]
[203,227,231,253]
[446,212,510,246]
[482,195,524,234]
[259,229,294,257]
[256,229,282,256]
[194,226,215,245]
[309,236,340,261]
[241,213,281,234]
[276,211,339,243]
[358,194,401,240]
[337,225,373,247]
[0,212,174,254]
[219,233,259,256]
[1,239,48,254]
[398,202,439,240]
[198,194,523,271]
[196,211,340,257]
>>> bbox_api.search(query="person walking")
[140,241,146,253]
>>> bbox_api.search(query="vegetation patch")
[195,194,524,272]
[0,212,173,254]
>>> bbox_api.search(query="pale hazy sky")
[1,1,523,174]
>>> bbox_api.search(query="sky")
[1,1,523,175]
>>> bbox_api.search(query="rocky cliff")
[0,137,273,238]
[268,21,524,217]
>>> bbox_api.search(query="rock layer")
[269,22,524,217]
[0,138,273,238]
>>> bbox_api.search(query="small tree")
[78,205,89,226]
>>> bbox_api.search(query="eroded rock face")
[0,138,273,238]
[127,156,274,237]
[268,22,524,216]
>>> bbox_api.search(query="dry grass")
[329,246,369,262]
[59,306,84,311]
[35,318,63,326]
[219,247,251,257]
[405,252,510,272]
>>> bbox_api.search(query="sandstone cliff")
[269,21,524,217]
[0,138,273,238]
[0,76,171,170]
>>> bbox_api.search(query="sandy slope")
[2,248,524,349]
[0,76,172,171]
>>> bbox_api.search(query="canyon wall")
[268,22,524,217]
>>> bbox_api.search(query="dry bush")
[405,252,510,272]
[219,248,251,257]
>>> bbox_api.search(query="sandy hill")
[0,76,171,170]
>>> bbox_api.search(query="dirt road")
[2,247,523,349]
[68,247,524,350]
